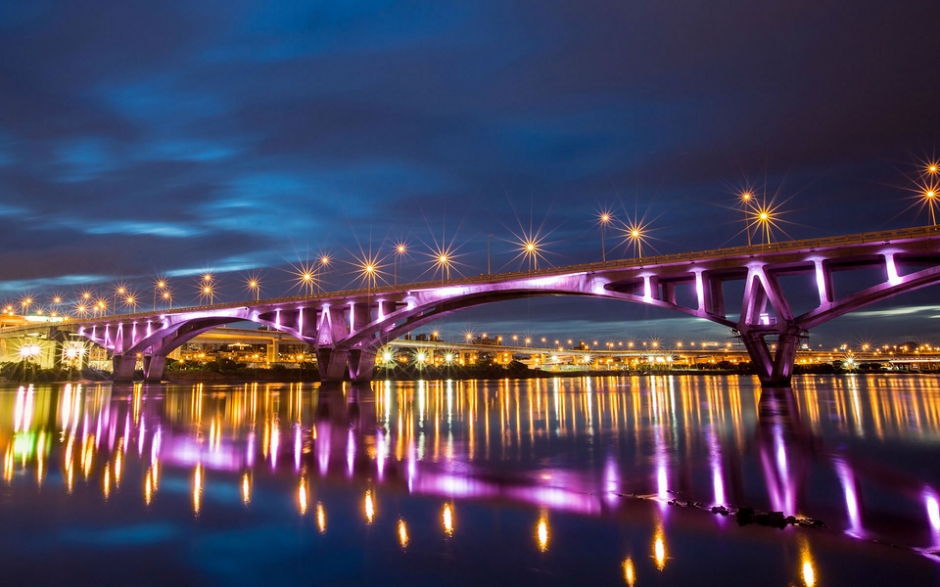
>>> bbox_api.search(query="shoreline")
[0,367,936,386]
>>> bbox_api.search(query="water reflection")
[0,376,939,578]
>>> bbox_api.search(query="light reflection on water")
[0,375,939,585]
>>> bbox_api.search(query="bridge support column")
[739,326,802,388]
[348,349,376,382]
[317,347,349,383]
[143,355,166,382]
[112,353,138,382]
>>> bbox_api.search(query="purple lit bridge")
[45,226,940,386]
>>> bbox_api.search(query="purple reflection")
[162,437,244,471]
[835,458,863,537]
[759,423,796,514]
[707,429,725,506]
[603,456,619,504]
[346,429,355,478]
[926,489,940,545]
[294,425,302,472]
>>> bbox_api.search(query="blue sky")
[1,0,939,345]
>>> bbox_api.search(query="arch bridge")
[22,226,940,387]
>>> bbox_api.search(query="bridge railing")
[8,225,939,331]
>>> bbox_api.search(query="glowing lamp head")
[249,280,258,288]
[157,281,166,288]
[929,164,939,175]
[117,287,125,294]
[203,286,212,294]
[742,191,752,201]
[365,265,375,274]
[162,292,170,299]
[525,242,536,252]
[320,256,330,265]
[302,273,313,282]
[759,211,769,221]
[53,297,61,304]
[631,229,640,238]
[600,213,610,223]
[927,190,936,199]
[439,255,448,264]
[397,245,405,253]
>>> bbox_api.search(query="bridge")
[6,225,940,387]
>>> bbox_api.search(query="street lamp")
[599,212,612,262]
[113,286,126,316]
[154,279,167,311]
[740,191,753,247]
[394,243,406,285]
[162,290,172,309]
[925,187,938,226]
[201,285,214,305]
[487,233,494,275]
[246,276,261,301]
[318,256,330,293]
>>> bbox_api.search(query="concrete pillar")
[317,347,349,382]
[348,348,376,382]
[112,353,138,382]
[266,339,279,363]
[143,355,166,382]
[739,326,801,388]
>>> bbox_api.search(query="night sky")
[2,1,940,345]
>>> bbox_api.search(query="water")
[1,375,939,585]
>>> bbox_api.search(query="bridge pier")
[317,347,350,383]
[112,353,138,382]
[739,326,802,388]
[143,355,166,382]
[347,348,376,382]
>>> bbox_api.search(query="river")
[0,375,938,585]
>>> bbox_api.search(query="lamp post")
[487,234,493,275]
[741,191,752,247]
[113,286,126,316]
[317,256,330,293]
[154,280,167,311]
[599,213,611,262]
[394,244,406,285]
[246,276,260,301]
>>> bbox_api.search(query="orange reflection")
[442,503,455,536]
[653,526,666,571]
[316,502,327,533]
[536,513,549,552]
[623,556,636,585]
[364,490,375,524]
[397,519,409,547]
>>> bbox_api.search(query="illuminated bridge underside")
[44,227,940,386]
